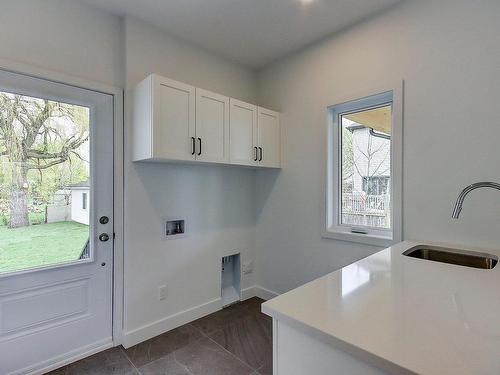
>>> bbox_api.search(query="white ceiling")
[80,0,402,69]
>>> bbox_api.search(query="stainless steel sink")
[403,245,498,269]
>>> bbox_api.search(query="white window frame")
[324,84,403,247]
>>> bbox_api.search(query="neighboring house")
[68,180,90,225]
[347,125,391,195]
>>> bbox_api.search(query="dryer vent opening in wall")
[221,254,241,307]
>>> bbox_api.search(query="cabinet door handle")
[259,147,263,162]
[254,147,258,161]
[191,137,196,155]
[197,138,202,156]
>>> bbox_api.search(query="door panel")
[258,107,281,168]
[196,88,229,163]
[229,99,257,166]
[0,277,89,336]
[0,69,114,375]
[154,77,195,161]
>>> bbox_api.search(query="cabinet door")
[195,88,229,163]
[229,99,258,166]
[257,107,281,168]
[153,76,196,160]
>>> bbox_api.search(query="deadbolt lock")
[99,216,109,224]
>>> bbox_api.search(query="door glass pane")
[0,91,90,273]
[340,104,392,229]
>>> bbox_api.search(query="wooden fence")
[341,193,390,228]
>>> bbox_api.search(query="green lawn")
[0,221,89,273]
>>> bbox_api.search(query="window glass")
[0,91,90,273]
[340,104,392,230]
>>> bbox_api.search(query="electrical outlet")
[242,260,253,274]
[158,285,168,301]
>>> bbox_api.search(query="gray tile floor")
[48,298,271,375]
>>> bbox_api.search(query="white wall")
[255,0,500,294]
[122,17,258,344]
[0,0,123,88]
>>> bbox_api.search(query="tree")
[352,129,390,187]
[341,126,354,191]
[0,93,89,228]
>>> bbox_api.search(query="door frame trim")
[0,58,125,346]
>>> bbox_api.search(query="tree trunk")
[9,164,29,228]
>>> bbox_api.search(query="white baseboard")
[122,286,280,349]
[254,285,280,300]
[241,285,280,301]
[241,286,256,300]
[122,297,222,348]
[17,338,113,375]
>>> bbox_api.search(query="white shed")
[68,180,90,225]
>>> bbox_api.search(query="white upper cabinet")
[133,74,281,169]
[229,99,258,166]
[196,88,229,163]
[229,100,281,168]
[257,107,281,168]
[133,74,195,161]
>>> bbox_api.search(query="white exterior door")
[0,70,114,375]
[257,107,281,168]
[229,99,258,166]
[195,88,229,163]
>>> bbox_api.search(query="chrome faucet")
[452,182,500,219]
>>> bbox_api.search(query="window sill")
[322,229,394,248]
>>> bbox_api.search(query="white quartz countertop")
[262,241,500,375]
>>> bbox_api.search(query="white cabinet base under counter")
[273,320,397,375]
[263,241,500,375]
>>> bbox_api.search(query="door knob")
[99,233,110,242]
